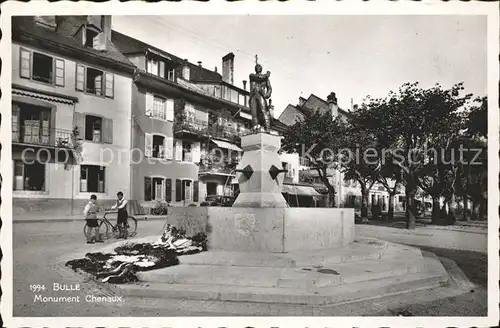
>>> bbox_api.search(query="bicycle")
[83,211,138,240]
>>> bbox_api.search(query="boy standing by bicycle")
[83,194,103,243]
[112,191,128,239]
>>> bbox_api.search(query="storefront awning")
[210,139,242,152]
[282,184,322,197]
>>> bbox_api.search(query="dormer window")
[182,65,190,81]
[85,27,99,47]
[82,24,105,51]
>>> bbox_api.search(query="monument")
[98,58,453,314]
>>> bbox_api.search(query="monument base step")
[120,270,448,306]
[178,237,388,268]
[116,245,449,306]
[136,239,427,289]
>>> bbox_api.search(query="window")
[146,54,167,78]
[152,135,165,159]
[75,64,114,98]
[32,52,53,84]
[85,115,102,142]
[20,48,64,86]
[145,94,173,121]
[167,68,175,81]
[182,141,193,162]
[12,102,52,145]
[86,67,104,95]
[13,160,45,191]
[153,177,164,200]
[80,165,105,193]
[147,57,159,75]
[184,180,192,201]
[145,133,173,159]
[175,179,193,202]
[153,96,166,121]
[238,93,246,106]
[207,182,217,196]
[85,28,99,47]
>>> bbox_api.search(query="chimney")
[182,59,190,81]
[34,16,57,30]
[298,97,306,106]
[215,66,218,73]
[242,80,247,90]
[198,61,202,67]
[102,15,112,46]
[327,92,339,118]
[222,52,235,84]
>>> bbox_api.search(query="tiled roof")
[12,16,134,69]
[111,30,222,83]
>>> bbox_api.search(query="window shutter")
[165,137,174,160]
[12,104,20,142]
[144,133,153,157]
[92,33,100,49]
[166,99,174,122]
[102,118,113,144]
[165,178,172,202]
[74,112,85,140]
[145,93,154,117]
[175,139,183,161]
[105,72,114,98]
[144,177,152,201]
[94,33,107,51]
[95,74,102,96]
[192,142,201,163]
[159,61,165,78]
[54,59,65,86]
[175,179,182,202]
[193,181,199,202]
[20,48,31,79]
[75,64,85,91]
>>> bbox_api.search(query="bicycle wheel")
[99,220,111,239]
[127,216,138,236]
[83,223,89,239]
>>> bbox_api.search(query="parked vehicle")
[201,195,236,207]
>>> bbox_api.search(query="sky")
[113,15,487,117]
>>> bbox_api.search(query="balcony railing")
[199,161,236,175]
[12,126,74,148]
[174,118,247,143]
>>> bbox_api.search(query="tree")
[282,111,347,207]
[342,104,383,219]
[377,160,403,221]
[364,82,472,229]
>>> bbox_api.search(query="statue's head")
[255,64,262,73]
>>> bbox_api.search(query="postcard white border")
[1,1,498,327]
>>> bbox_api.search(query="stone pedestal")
[233,133,288,208]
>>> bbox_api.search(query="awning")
[13,85,78,105]
[210,139,242,152]
[282,184,322,197]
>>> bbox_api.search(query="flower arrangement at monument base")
[65,225,207,284]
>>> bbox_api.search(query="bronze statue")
[249,56,273,132]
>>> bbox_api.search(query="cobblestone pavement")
[12,219,167,317]
[11,218,489,317]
